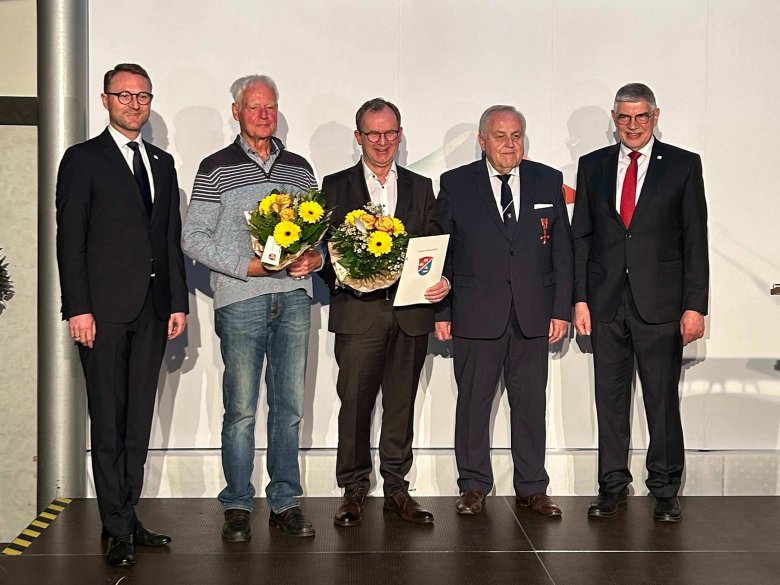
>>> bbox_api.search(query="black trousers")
[453,310,550,496]
[79,289,167,536]
[591,279,684,498]
[334,300,428,496]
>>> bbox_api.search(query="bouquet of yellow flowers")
[327,202,409,293]
[246,188,331,270]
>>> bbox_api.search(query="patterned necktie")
[498,174,516,229]
[127,142,153,218]
[620,151,641,228]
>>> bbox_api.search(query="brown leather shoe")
[455,490,486,515]
[384,490,434,524]
[516,493,562,517]
[334,486,368,527]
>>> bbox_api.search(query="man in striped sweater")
[182,75,321,540]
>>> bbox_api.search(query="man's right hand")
[247,257,269,277]
[69,313,96,348]
[574,302,592,336]
[434,321,452,341]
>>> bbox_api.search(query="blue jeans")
[214,289,310,513]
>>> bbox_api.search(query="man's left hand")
[287,249,323,279]
[424,277,450,303]
[680,310,705,346]
[548,318,568,344]
[168,312,187,340]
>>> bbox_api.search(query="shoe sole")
[221,530,251,542]
[107,558,136,567]
[455,506,483,515]
[334,517,362,527]
[653,513,682,523]
[587,495,628,518]
[269,518,316,537]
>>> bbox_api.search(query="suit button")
[506,279,511,284]
[626,233,632,239]
[509,251,514,256]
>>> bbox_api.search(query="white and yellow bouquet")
[246,188,331,270]
[328,202,410,293]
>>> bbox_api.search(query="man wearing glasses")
[320,98,449,526]
[571,83,709,523]
[56,63,188,566]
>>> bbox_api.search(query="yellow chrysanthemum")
[368,231,393,257]
[259,194,276,214]
[299,201,324,224]
[273,220,301,248]
[345,209,364,225]
[392,217,405,236]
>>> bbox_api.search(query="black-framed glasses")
[614,110,655,126]
[360,129,400,143]
[105,91,154,105]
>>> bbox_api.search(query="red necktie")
[620,151,641,228]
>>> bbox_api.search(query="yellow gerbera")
[392,217,405,236]
[368,231,393,257]
[299,201,324,224]
[345,209,364,225]
[259,194,276,214]
[273,220,301,248]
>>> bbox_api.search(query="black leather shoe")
[222,509,252,542]
[653,496,682,523]
[134,522,172,547]
[334,486,368,527]
[106,534,135,567]
[588,489,629,518]
[455,490,486,515]
[384,490,434,524]
[269,507,316,537]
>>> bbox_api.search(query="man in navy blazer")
[435,105,573,517]
[572,83,708,523]
[56,63,188,566]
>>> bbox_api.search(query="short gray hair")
[230,74,279,105]
[478,105,525,137]
[614,83,657,110]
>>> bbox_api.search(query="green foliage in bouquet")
[0,248,14,315]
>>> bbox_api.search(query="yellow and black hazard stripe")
[1,497,72,556]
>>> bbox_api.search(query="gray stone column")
[37,0,88,510]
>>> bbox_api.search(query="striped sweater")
[181,136,317,310]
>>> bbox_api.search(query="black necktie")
[127,142,153,218]
[498,174,516,229]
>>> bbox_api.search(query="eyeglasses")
[360,129,400,143]
[105,91,154,105]
[614,110,655,126]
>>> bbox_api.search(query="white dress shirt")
[363,159,397,216]
[614,136,654,211]
[486,158,520,219]
[107,124,156,202]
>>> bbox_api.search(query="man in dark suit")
[321,98,448,526]
[434,105,573,517]
[571,83,708,523]
[56,63,188,566]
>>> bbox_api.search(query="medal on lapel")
[540,218,550,244]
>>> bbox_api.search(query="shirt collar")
[619,136,655,160]
[107,124,142,149]
[236,134,283,158]
[362,158,397,182]
[485,157,519,178]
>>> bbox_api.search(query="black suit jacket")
[320,162,439,336]
[435,158,573,339]
[56,128,188,323]
[571,140,708,324]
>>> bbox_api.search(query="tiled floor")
[1,497,778,584]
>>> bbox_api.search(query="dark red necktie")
[620,151,641,228]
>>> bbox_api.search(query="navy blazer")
[571,140,709,324]
[435,157,573,339]
[56,128,188,323]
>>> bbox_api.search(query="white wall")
[84,1,780,478]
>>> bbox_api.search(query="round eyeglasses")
[105,91,154,106]
[360,129,400,143]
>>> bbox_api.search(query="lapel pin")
[657,155,662,159]
[153,154,159,160]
